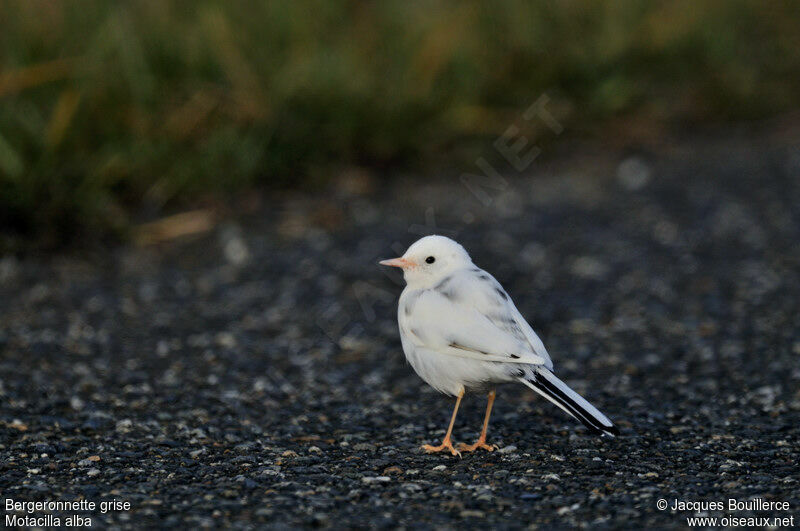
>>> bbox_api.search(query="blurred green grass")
[1,0,799,248]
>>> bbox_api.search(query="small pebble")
[361,476,391,483]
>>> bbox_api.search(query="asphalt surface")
[2,124,800,529]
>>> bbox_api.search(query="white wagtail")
[380,235,618,455]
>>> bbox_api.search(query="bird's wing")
[402,270,547,365]
[507,302,553,369]
[458,267,553,368]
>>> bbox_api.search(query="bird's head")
[379,235,473,288]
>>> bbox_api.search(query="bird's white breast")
[398,287,512,396]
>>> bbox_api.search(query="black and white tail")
[519,368,619,437]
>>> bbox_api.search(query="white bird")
[380,235,618,455]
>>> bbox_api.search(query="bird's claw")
[456,440,498,453]
[422,439,462,457]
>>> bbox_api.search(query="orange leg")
[457,389,499,452]
[422,389,464,456]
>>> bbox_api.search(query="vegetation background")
[1,0,799,249]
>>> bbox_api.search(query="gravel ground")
[2,124,800,529]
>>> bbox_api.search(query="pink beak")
[379,257,415,269]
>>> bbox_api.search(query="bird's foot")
[422,438,461,457]
[456,438,498,453]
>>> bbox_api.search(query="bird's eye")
[425,256,435,264]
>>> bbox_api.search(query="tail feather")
[519,369,619,437]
